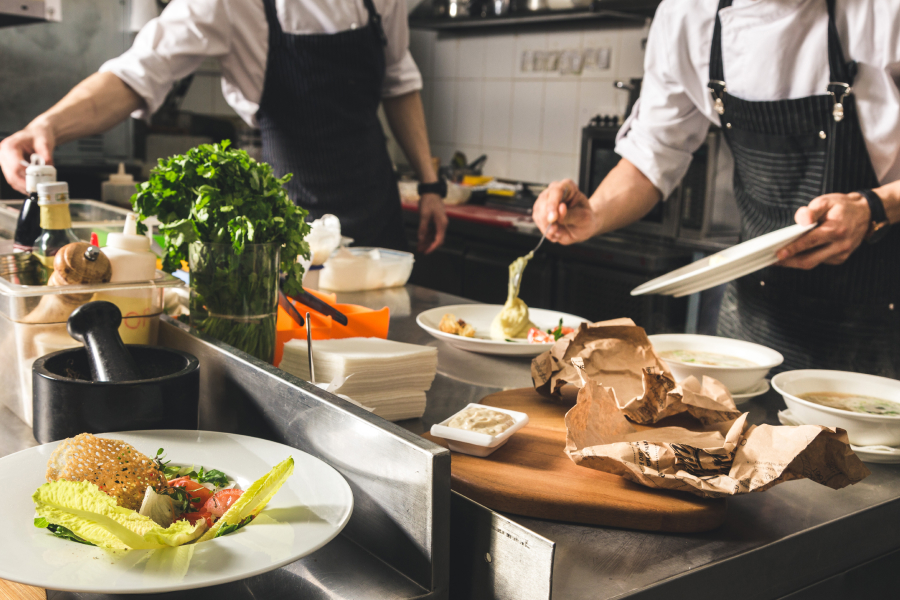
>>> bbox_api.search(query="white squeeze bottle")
[98,213,158,344]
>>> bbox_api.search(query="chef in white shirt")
[533,0,900,378]
[0,0,447,253]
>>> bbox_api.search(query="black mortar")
[31,301,200,443]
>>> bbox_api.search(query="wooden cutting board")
[424,387,727,533]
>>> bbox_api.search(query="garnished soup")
[797,392,900,416]
[660,349,757,368]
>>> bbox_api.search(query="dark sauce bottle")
[14,154,56,253]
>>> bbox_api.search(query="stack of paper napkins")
[279,337,438,421]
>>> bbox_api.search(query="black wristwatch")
[857,189,891,244]
[417,179,447,198]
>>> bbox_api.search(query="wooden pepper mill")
[22,243,113,324]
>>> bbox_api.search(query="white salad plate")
[0,430,354,594]
[631,223,816,297]
[772,370,900,447]
[778,409,900,464]
[417,304,587,357]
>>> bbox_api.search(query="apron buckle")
[827,82,852,123]
[708,80,727,115]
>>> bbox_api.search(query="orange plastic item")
[274,288,390,366]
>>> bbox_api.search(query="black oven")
[578,117,736,240]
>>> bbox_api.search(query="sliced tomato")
[203,489,244,518]
[528,327,553,344]
[182,511,214,528]
[168,476,213,506]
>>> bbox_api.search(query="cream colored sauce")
[490,250,537,340]
[448,407,516,436]
[660,349,757,368]
[797,392,900,416]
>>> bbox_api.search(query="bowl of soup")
[649,334,783,394]
[772,370,900,446]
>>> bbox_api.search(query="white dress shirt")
[615,0,900,199]
[100,0,422,126]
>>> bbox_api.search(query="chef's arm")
[0,72,143,193]
[382,90,448,254]
[533,158,662,245]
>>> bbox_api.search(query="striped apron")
[256,0,408,251]
[710,0,900,378]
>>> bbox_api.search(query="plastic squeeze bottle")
[15,155,57,252]
[101,163,137,207]
[98,213,157,344]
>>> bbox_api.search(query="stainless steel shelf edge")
[159,317,450,597]
[450,492,555,600]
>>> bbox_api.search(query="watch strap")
[857,189,890,244]
[418,180,447,198]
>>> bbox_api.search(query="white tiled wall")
[409,24,648,183]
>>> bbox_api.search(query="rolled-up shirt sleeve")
[614,4,713,199]
[99,0,233,121]
[381,0,422,98]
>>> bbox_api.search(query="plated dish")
[0,430,353,594]
[430,403,529,457]
[650,334,783,394]
[778,409,900,464]
[772,370,900,447]
[631,223,816,297]
[418,304,586,356]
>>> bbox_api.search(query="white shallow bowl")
[430,403,529,457]
[0,430,353,594]
[650,334,783,394]
[417,304,587,357]
[772,370,900,447]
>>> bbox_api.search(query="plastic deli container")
[318,247,414,292]
[0,270,183,426]
[0,199,133,247]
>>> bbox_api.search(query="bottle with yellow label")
[33,181,80,284]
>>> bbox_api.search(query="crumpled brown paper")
[532,319,741,425]
[564,364,870,498]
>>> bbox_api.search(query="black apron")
[257,0,408,251]
[709,0,900,378]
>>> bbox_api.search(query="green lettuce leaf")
[199,456,294,542]
[33,481,205,550]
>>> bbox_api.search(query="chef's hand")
[0,120,55,194]
[418,193,448,254]
[776,192,871,269]
[533,179,597,245]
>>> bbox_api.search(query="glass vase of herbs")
[188,242,280,362]
[132,141,310,363]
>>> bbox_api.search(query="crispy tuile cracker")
[46,433,166,511]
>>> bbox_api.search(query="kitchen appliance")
[579,115,739,241]
[31,301,199,443]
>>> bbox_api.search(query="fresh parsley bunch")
[132,140,310,297]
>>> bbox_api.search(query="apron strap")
[361,0,388,46]
[709,0,857,87]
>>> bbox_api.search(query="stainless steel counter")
[336,285,900,600]
[4,283,899,599]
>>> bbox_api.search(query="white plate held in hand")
[417,304,587,357]
[631,223,816,297]
[0,430,353,594]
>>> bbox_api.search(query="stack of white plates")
[632,223,815,297]
[279,337,438,421]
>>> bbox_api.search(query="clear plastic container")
[0,199,134,246]
[318,247,415,292]
[0,268,183,426]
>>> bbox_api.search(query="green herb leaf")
[35,518,96,546]
[214,515,255,538]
